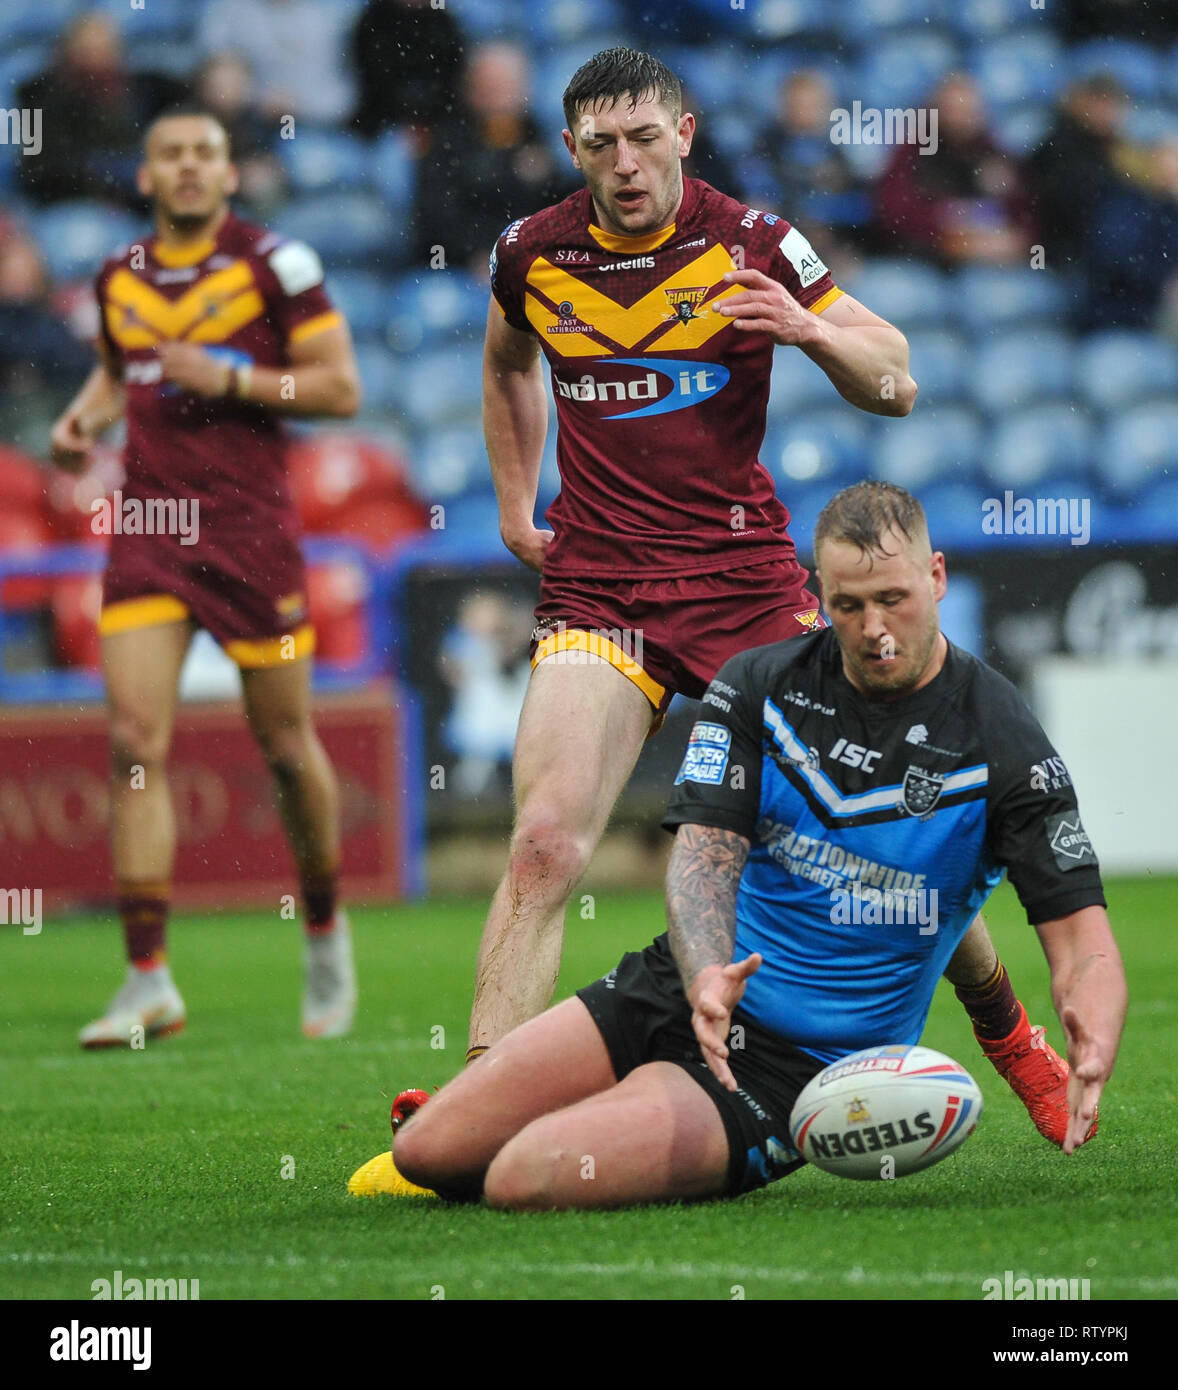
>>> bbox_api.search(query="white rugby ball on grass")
[789,1044,983,1180]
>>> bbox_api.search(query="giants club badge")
[901,765,945,816]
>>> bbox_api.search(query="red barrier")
[0,682,413,912]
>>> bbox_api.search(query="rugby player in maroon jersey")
[50,110,362,1046]
[355,50,1074,1196]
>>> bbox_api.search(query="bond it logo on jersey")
[553,357,730,419]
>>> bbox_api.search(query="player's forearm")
[1052,946,1128,1081]
[66,363,125,433]
[801,320,917,417]
[236,363,360,417]
[483,357,548,537]
[666,824,749,992]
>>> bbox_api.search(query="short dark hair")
[142,106,232,157]
[814,481,929,567]
[562,46,681,133]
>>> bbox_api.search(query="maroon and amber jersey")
[95,212,341,533]
[490,177,844,579]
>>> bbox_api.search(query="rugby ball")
[789,1044,982,1180]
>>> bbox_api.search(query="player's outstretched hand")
[158,341,232,398]
[688,953,763,1092]
[1060,1005,1107,1155]
[49,411,95,473]
[501,522,553,574]
[716,269,819,348]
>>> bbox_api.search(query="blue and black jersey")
[662,628,1106,1064]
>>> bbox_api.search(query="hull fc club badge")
[901,766,945,816]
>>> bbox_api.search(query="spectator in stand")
[1027,72,1130,272]
[192,53,287,216]
[351,0,466,144]
[413,42,578,272]
[1062,0,1178,46]
[1088,136,1178,330]
[0,221,93,403]
[17,10,185,207]
[875,72,1035,266]
[197,0,354,125]
[679,87,738,201]
[744,69,871,258]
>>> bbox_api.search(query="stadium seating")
[953,267,1071,334]
[762,411,870,490]
[870,405,985,491]
[986,403,1097,492]
[1076,331,1178,414]
[1098,401,1178,498]
[276,191,403,269]
[843,260,953,331]
[33,203,143,283]
[905,329,970,407]
[279,127,371,195]
[966,330,1076,414]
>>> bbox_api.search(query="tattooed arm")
[666,823,761,1091]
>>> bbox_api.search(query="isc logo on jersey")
[553,356,730,420]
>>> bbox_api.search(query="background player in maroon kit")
[50,110,362,1046]
[357,50,1073,1197]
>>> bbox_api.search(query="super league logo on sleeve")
[675,721,732,786]
[1046,812,1097,871]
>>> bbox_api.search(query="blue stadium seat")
[325,270,391,341]
[522,0,627,46]
[986,403,1096,492]
[951,0,1040,41]
[840,0,947,41]
[762,411,871,490]
[352,344,406,415]
[843,260,952,331]
[402,344,485,430]
[0,43,52,109]
[369,128,416,216]
[662,46,749,114]
[1097,401,1178,497]
[1131,472,1178,532]
[751,0,844,43]
[411,422,490,502]
[0,0,79,45]
[992,103,1051,157]
[33,202,143,282]
[1070,39,1163,100]
[279,127,371,196]
[966,330,1075,414]
[767,346,843,416]
[276,192,401,269]
[953,267,1069,333]
[970,31,1066,109]
[871,405,985,491]
[386,270,487,354]
[436,492,504,548]
[447,0,525,41]
[906,328,969,406]
[1123,105,1178,145]
[1076,331,1178,414]
[856,31,961,110]
[94,0,194,40]
[917,479,992,549]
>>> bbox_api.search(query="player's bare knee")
[505,819,591,902]
[108,713,169,773]
[483,1130,570,1211]
[394,1110,473,1191]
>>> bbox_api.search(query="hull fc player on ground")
[388,483,1126,1209]
[50,110,362,1046]
[357,51,1074,1195]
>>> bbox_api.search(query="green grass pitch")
[2,876,1175,1302]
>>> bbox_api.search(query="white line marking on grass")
[5,1251,1175,1294]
